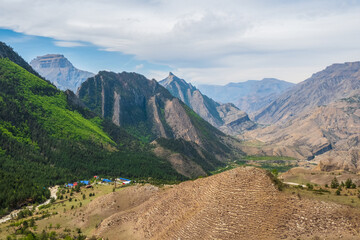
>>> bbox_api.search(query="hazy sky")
[0,0,360,85]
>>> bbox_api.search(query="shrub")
[306,183,313,190]
[345,179,353,189]
[331,177,339,189]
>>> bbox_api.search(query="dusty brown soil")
[87,167,360,240]
[280,167,360,186]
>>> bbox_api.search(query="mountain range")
[0,42,244,214]
[242,62,360,172]
[30,54,95,92]
[245,95,360,161]
[2,39,360,240]
[159,72,256,135]
[77,70,245,178]
[198,78,294,114]
[254,62,360,124]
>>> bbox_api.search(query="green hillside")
[0,58,183,216]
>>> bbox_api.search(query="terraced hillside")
[91,167,360,240]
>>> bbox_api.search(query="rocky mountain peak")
[30,54,94,92]
[159,73,256,135]
[30,54,73,69]
[161,72,191,89]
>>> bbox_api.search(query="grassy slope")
[0,58,113,145]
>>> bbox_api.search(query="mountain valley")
[1,40,360,240]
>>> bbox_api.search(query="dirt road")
[0,186,58,224]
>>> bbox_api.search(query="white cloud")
[53,41,86,47]
[135,64,144,70]
[147,70,169,81]
[0,0,359,83]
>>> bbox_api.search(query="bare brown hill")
[244,95,360,171]
[88,167,360,240]
[255,62,360,124]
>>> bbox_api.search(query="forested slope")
[0,57,182,216]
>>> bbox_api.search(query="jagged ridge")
[159,72,256,135]
[255,62,360,124]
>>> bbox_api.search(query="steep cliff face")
[78,71,178,139]
[159,73,256,135]
[30,54,94,92]
[216,103,256,135]
[78,71,241,177]
[255,62,360,124]
[198,78,294,114]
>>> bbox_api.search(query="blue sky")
[0,28,172,80]
[0,0,360,84]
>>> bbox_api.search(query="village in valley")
[65,176,132,189]
[0,175,134,239]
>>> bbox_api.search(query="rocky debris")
[30,54,94,92]
[164,98,202,145]
[152,142,206,178]
[93,167,360,239]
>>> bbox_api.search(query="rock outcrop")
[30,54,94,92]
[160,72,256,135]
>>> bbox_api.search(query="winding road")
[0,186,58,224]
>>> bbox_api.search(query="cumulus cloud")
[0,0,359,83]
